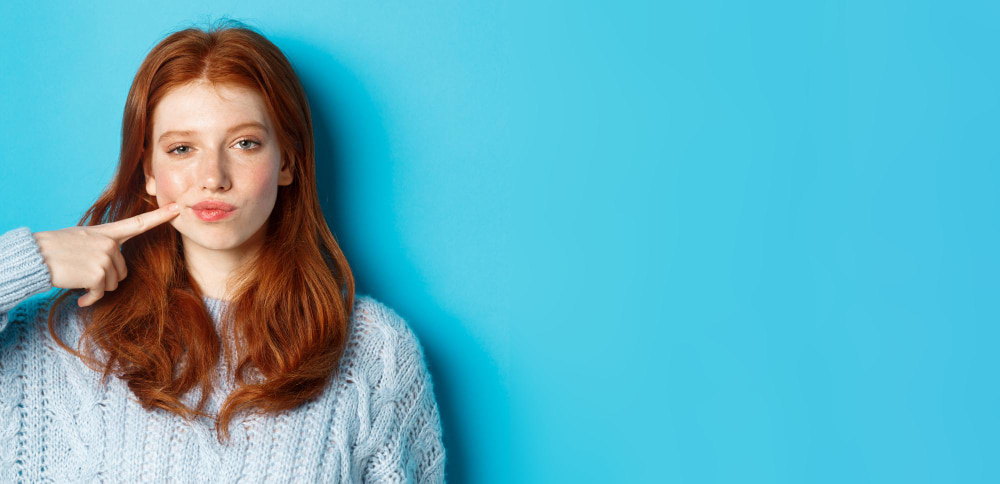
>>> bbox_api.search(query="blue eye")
[236,138,261,150]
[166,139,261,156]
[167,145,191,156]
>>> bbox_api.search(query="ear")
[278,157,293,186]
[144,156,157,196]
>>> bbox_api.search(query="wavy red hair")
[45,19,355,444]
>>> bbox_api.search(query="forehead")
[151,81,270,135]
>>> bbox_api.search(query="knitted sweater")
[0,226,446,483]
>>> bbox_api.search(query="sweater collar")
[200,295,230,327]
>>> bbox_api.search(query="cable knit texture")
[0,227,446,482]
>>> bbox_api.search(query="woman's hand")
[33,203,181,307]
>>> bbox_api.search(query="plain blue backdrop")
[3,1,998,483]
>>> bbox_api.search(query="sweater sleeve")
[0,227,54,333]
[362,309,447,484]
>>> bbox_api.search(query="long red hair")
[45,19,355,444]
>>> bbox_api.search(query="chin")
[196,239,245,251]
[178,228,247,250]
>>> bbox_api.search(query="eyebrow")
[157,122,268,143]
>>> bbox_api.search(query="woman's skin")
[145,80,293,300]
[33,80,293,306]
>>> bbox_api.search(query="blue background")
[2,1,998,482]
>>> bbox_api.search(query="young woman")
[0,20,445,482]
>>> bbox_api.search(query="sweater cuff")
[0,227,53,311]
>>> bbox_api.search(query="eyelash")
[167,137,262,156]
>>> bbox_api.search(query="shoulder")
[349,293,426,355]
[345,294,433,386]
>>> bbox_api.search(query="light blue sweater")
[0,227,446,482]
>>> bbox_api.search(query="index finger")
[96,202,181,243]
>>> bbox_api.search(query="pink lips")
[190,200,236,222]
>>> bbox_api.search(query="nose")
[197,146,232,192]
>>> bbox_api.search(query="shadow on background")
[275,35,505,482]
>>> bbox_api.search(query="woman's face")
[144,80,293,253]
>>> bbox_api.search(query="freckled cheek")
[151,170,189,230]
[242,166,280,200]
[155,171,191,200]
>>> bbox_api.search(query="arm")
[0,227,54,333]
[406,365,447,484]
[362,310,447,483]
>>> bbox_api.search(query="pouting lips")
[190,200,236,211]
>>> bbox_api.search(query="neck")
[181,228,266,301]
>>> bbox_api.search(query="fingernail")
[168,203,180,212]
